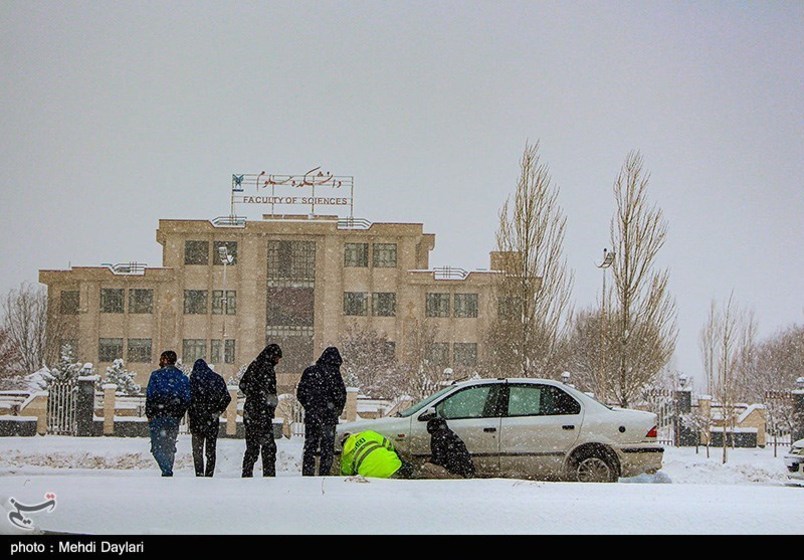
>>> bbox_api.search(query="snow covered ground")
[0,435,801,535]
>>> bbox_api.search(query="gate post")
[343,387,359,422]
[76,375,98,437]
[674,388,697,446]
[103,384,117,436]
[793,377,804,442]
[225,385,238,437]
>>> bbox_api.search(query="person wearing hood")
[296,346,347,476]
[240,343,282,477]
[145,350,191,477]
[420,417,475,479]
[188,359,232,477]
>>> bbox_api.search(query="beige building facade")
[39,214,507,393]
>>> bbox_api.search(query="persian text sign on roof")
[231,167,354,218]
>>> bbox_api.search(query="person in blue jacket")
[145,350,191,477]
[188,359,232,477]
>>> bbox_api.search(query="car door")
[420,382,504,477]
[499,382,583,480]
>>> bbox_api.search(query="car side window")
[507,384,581,417]
[436,385,498,419]
[541,385,581,416]
[507,385,541,416]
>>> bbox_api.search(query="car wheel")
[569,448,619,483]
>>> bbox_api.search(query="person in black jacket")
[188,359,232,477]
[239,343,282,477]
[296,346,347,476]
[421,417,475,479]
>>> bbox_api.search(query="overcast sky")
[1,1,801,390]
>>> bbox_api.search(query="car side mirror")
[418,407,438,422]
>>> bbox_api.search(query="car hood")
[335,416,409,450]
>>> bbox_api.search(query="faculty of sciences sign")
[230,167,355,218]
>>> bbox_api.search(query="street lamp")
[218,245,234,342]
[596,248,615,400]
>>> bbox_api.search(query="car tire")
[568,447,619,483]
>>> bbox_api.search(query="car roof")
[450,377,564,386]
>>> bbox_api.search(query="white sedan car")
[783,438,804,482]
[335,377,664,482]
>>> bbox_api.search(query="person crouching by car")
[339,431,416,479]
[419,417,475,479]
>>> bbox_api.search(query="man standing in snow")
[240,343,282,477]
[145,350,191,477]
[188,358,232,477]
[296,346,347,476]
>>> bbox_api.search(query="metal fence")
[47,379,78,435]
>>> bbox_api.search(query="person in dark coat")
[239,343,282,477]
[145,350,191,477]
[421,417,475,479]
[188,359,232,477]
[296,346,347,476]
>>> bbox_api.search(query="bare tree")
[738,323,803,454]
[340,324,398,398]
[0,327,22,389]
[563,307,614,399]
[2,282,64,374]
[606,150,677,407]
[699,300,719,397]
[487,141,574,377]
[397,318,451,401]
[701,292,755,464]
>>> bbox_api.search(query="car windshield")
[396,385,455,418]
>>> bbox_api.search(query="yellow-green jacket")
[340,431,402,478]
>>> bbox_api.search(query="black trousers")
[191,431,219,477]
[302,419,337,476]
[242,421,277,477]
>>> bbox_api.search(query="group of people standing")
[144,344,350,478]
[145,343,475,480]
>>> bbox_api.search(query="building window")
[344,243,369,267]
[372,292,396,317]
[185,240,209,265]
[213,241,238,265]
[211,339,236,365]
[267,240,316,285]
[454,293,479,318]
[498,296,520,320]
[453,342,478,366]
[128,289,153,314]
[127,339,152,363]
[426,293,450,318]
[211,290,236,315]
[372,243,397,268]
[100,289,124,313]
[343,292,368,316]
[182,339,207,363]
[183,290,208,314]
[426,343,450,366]
[98,338,124,362]
[60,290,79,315]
